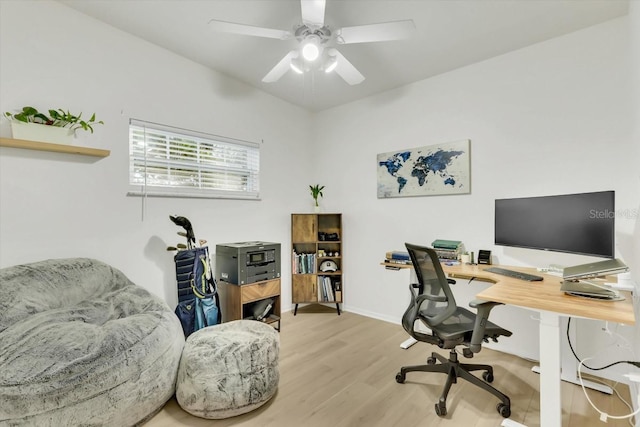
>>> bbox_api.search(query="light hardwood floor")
[146,306,634,427]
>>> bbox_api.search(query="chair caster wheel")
[395,372,405,384]
[427,356,436,365]
[435,401,447,417]
[497,403,511,418]
[482,371,494,383]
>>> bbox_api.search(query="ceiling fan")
[208,0,415,85]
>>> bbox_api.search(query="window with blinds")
[128,120,260,199]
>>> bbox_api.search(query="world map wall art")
[377,139,471,198]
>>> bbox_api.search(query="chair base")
[396,349,511,418]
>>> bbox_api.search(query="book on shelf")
[432,239,464,262]
[435,248,459,260]
[383,258,411,265]
[317,276,335,302]
[292,250,316,274]
[432,239,463,250]
[385,251,410,261]
[385,251,411,267]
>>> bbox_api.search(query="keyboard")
[484,267,543,282]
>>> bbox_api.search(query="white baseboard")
[340,305,401,325]
[501,419,528,427]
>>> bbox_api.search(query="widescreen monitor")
[494,191,615,259]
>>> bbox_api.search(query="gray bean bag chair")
[0,258,185,426]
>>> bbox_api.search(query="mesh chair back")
[405,243,457,327]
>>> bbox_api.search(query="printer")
[215,241,281,285]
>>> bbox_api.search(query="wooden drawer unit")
[242,279,280,303]
[218,278,281,331]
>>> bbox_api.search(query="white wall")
[314,14,639,379]
[0,0,315,310]
[1,0,638,382]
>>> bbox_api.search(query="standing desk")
[384,261,635,427]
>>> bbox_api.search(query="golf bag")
[174,246,221,337]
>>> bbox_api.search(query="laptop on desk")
[562,258,629,280]
[560,279,624,301]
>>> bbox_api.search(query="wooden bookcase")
[291,213,342,315]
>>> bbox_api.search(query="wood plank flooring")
[145,306,634,427]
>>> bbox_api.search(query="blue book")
[386,251,410,260]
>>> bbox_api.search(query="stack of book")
[318,276,337,302]
[384,251,411,266]
[292,250,316,274]
[432,239,464,262]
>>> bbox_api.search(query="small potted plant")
[4,106,104,145]
[309,184,325,212]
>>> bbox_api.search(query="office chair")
[395,243,512,418]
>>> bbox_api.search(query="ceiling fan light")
[290,57,304,74]
[324,56,338,73]
[301,38,321,61]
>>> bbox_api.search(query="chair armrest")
[469,299,498,309]
[469,299,503,353]
[411,282,448,302]
[407,283,448,327]
[416,294,447,304]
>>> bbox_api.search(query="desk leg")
[539,311,562,427]
[400,336,417,349]
[399,269,419,349]
[531,318,613,394]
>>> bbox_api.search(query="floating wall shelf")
[0,137,110,158]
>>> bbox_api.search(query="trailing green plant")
[4,106,104,133]
[309,184,325,207]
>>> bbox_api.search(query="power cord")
[567,317,640,424]
[578,357,640,424]
[567,317,640,370]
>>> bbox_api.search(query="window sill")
[127,190,261,200]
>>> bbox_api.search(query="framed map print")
[377,139,470,198]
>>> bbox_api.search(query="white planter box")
[10,121,74,145]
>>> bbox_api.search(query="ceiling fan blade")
[335,20,415,44]
[208,19,292,40]
[262,51,298,83]
[329,49,364,85]
[300,0,326,28]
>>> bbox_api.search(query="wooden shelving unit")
[0,137,110,157]
[218,278,281,331]
[291,213,343,315]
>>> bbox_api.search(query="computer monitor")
[494,191,615,259]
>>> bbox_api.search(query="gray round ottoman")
[176,320,279,419]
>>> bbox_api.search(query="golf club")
[170,215,196,249]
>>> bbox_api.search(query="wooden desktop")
[383,260,635,427]
[442,263,634,324]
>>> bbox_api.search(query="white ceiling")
[59,0,629,112]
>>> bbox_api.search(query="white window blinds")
[128,119,260,200]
